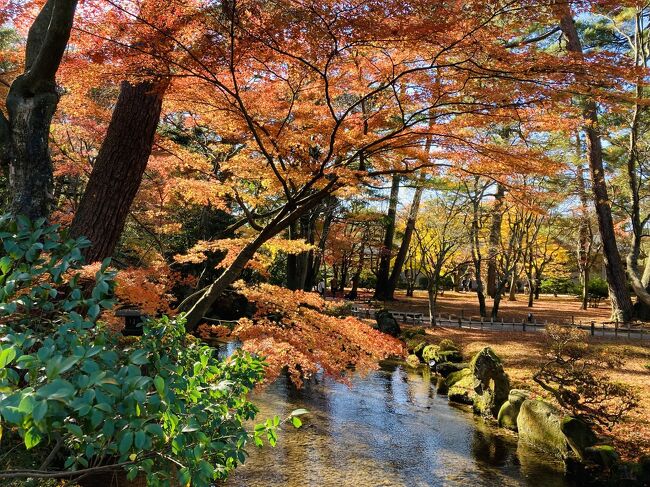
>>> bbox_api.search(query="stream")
[224,359,574,487]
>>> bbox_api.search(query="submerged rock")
[374,309,401,337]
[469,347,510,417]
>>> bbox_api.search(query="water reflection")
[225,362,572,487]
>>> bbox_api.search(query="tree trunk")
[557,8,634,321]
[70,80,168,262]
[386,176,425,300]
[374,174,400,300]
[286,220,305,290]
[508,271,517,301]
[427,287,437,326]
[487,184,505,298]
[1,0,78,219]
[303,200,335,291]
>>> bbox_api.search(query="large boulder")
[374,309,401,337]
[497,389,530,431]
[469,347,510,417]
[560,417,598,460]
[517,400,569,457]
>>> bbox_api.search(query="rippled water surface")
[225,363,573,487]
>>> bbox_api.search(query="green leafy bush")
[0,216,288,485]
[587,278,609,298]
[539,277,580,296]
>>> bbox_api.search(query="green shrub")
[0,216,290,486]
[588,278,609,298]
[539,277,580,296]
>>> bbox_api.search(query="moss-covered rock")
[508,389,530,408]
[406,354,421,369]
[517,399,568,457]
[445,367,471,388]
[401,327,426,339]
[448,373,475,405]
[583,445,619,469]
[422,345,440,363]
[422,344,462,364]
[437,349,463,363]
[438,339,457,351]
[497,389,530,431]
[469,347,510,417]
[435,361,468,377]
[561,417,598,460]
[405,339,427,360]
[497,401,518,431]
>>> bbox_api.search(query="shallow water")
[225,362,573,487]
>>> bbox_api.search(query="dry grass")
[405,325,650,462]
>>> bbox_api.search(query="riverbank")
[402,325,650,462]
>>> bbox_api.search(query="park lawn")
[405,325,650,462]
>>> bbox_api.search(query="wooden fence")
[351,306,648,341]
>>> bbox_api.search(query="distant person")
[317,279,325,296]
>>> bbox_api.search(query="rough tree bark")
[487,184,505,298]
[557,8,634,321]
[70,80,168,262]
[374,174,400,300]
[0,0,78,219]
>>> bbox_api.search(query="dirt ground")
[398,324,650,462]
[357,289,614,325]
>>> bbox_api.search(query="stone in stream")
[374,309,401,337]
[435,361,468,377]
[497,389,530,431]
[517,400,569,456]
[445,368,475,404]
[469,347,510,417]
[517,400,598,459]
[560,417,598,460]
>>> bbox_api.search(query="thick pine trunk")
[557,9,634,322]
[70,80,167,262]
